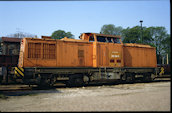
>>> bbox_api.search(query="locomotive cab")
[79,33,124,68]
[79,33,123,44]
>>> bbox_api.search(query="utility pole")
[167,53,168,64]
[140,20,143,43]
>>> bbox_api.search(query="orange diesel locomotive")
[14,33,159,86]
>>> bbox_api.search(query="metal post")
[140,20,143,43]
[167,54,168,64]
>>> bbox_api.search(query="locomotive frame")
[12,33,160,87]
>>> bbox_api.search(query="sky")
[0,0,170,39]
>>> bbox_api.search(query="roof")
[1,37,22,43]
[124,43,153,48]
[81,33,121,38]
[60,37,87,42]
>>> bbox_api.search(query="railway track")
[0,77,170,98]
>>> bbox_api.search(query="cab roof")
[80,33,121,39]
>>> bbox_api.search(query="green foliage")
[147,26,170,64]
[161,34,171,64]
[122,26,154,45]
[142,27,154,45]
[51,30,74,39]
[100,24,123,36]
[122,26,141,43]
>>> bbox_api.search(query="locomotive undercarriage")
[12,67,159,87]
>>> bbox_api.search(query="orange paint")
[18,33,157,68]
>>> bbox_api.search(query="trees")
[51,30,74,39]
[162,34,171,64]
[100,24,123,36]
[7,32,36,38]
[148,27,170,64]
[122,26,154,45]
[122,26,141,43]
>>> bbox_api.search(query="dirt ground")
[0,81,171,112]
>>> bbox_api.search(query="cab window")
[107,37,113,43]
[89,36,94,42]
[97,36,106,42]
[113,38,121,44]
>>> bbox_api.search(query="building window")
[9,49,13,55]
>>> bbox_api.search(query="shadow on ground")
[0,78,170,98]
[0,85,61,97]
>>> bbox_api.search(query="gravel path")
[0,82,170,111]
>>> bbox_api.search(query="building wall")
[0,42,20,55]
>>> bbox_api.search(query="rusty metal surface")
[124,44,157,67]
[19,38,93,67]
[1,37,21,43]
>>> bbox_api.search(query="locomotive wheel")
[39,78,50,87]
[66,75,84,87]
[37,75,53,88]
[143,73,152,82]
[74,78,84,87]
[120,73,135,83]
[120,74,127,82]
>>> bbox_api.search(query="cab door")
[109,38,124,67]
